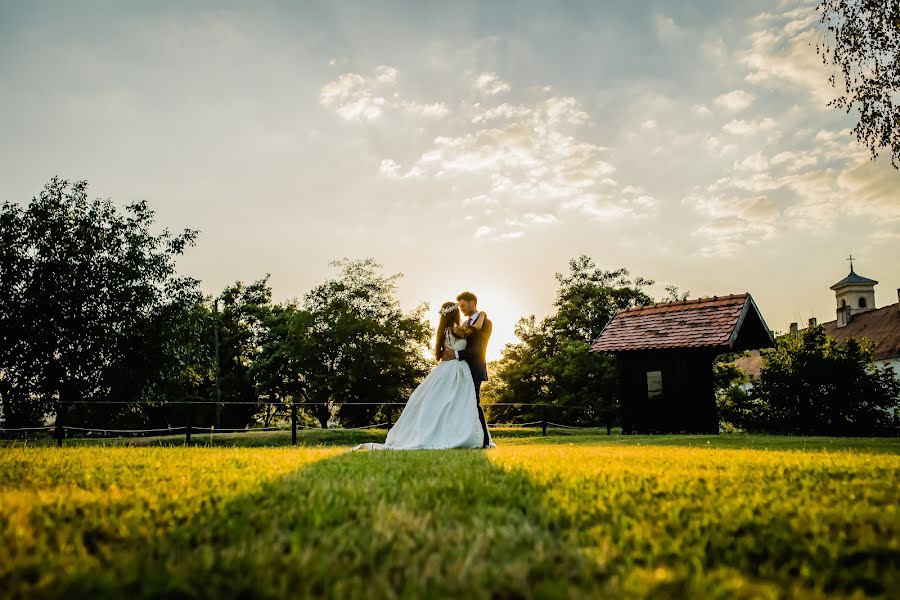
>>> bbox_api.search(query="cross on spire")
[847,253,855,273]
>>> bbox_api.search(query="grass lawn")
[1,429,898,598]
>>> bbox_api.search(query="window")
[859,297,867,308]
[646,371,663,400]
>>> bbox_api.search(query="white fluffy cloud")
[714,89,755,112]
[357,73,656,239]
[722,117,777,136]
[319,65,449,121]
[473,72,510,95]
[740,8,836,106]
[319,72,386,121]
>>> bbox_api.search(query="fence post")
[541,406,548,437]
[386,405,393,430]
[185,402,193,445]
[291,404,297,447]
[55,400,65,448]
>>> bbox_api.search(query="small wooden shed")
[590,294,774,434]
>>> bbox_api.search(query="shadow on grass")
[31,449,606,599]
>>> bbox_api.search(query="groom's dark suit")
[457,313,492,447]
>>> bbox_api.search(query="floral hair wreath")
[439,302,459,316]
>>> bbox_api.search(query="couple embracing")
[354,291,495,450]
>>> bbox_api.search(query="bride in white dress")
[353,301,495,450]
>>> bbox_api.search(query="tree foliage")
[0,178,200,430]
[285,259,432,428]
[816,0,900,167]
[729,326,899,435]
[486,256,654,426]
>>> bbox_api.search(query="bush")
[747,325,899,435]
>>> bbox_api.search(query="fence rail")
[0,400,616,447]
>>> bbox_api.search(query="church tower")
[830,257,878,328]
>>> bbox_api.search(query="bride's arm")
[452,324,473,338]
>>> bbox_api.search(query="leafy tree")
[487,256,653,427]
[816,0,900,167]
[203,278,274,429]
[286,259,431,428]
[746,326,899,435]
[252,301,304,428]
[0,178,199,432]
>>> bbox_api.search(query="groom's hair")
[456,291,477,305]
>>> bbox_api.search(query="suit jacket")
[458,315,492,383]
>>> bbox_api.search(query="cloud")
[714,89,755,112]
[474,225,493,239]
[330,69,655,241]
[693,104,712,118]
[319,72,386,121]
[373,65,398,83]
[740,9,836,106]
[684,192,779,257]
[378,159,424,179]
[722,117,776,136]
[471,103,532,123]
[734,151,769,172]
[473,72,510,95]
[507,212,558,227]
[320,65,449,121]
[398,100,450,118]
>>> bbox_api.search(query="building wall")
[617,348,719,434]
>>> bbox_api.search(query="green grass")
[1,430,898,599]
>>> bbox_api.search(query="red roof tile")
[822,303,900,360]
[590,294,750,352]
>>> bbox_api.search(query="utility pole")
[214,298,222,429]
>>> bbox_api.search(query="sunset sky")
[1,0,898,360]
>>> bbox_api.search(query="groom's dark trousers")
[458,316,492,447]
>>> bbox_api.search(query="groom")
[441,291,492,448]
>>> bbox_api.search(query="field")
[1,429,898,599]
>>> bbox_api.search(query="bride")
[353,301,495,450]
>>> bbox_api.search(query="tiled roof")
[823,303,900,360]
[590,294,750,352]
[735,303,900,378]
[734,352,763,378]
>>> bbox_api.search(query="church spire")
[831,257,878,327]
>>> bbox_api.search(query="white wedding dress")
[353,329,495,450]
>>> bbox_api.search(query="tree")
[748,326,899,435]
[816,0,900,167]
[252,301,303,428]
[205,278,274,429]
[0,178,199,431]
[487,256,654,427]
[286,259,431,428]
